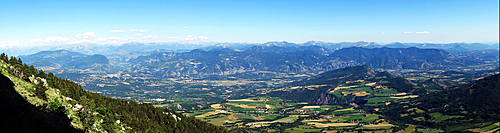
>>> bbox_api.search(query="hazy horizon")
[1,0,499,48]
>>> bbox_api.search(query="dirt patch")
[302,106,321,109]
[211,104,221,109]
[228,114,239,120]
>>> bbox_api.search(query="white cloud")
[75,32,95,38]
[27,38,45,43]
[415,31,429,34]
[142,35,157,39]
[110,30,127,33]
[168,37,179,39]
[47,36,70,42]
[27,36,69,43]
[185,35,192,38]
[130,29,149,32]
[94,38,109,42]
[404,31,430,34]
[135,33,144,36]
[109,36,126,40]
[0,40,20,48]
[68,39,90,44]
[183,26,188,28]
[197,36,208,40]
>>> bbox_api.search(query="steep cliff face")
[0,74,82,132]
[311,93,336,105]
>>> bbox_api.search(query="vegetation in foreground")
[0,53,229,132]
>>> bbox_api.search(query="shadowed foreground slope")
[0,73,83,132]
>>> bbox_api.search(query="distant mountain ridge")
[19,50,115,74]
[21,45,497,78]
[127,49,357,78]
[331,47,453,69]
[3,41,497,56]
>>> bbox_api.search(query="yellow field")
[302,119,328,122]
[294,74,309,77]
[290,86,302,89]
[210,104,222,109]
[398,124,416,133]
[390,95,419,99]
[365,82,376,86]
[226,103,257,108]
[289,115,311,117]
[306,85,327,88]
[334,108,355,112]
[363,122,394,127]
[329,85,359,93]
[227,99,259,102]
[343,91,370,96]
[394,93,407,96]
[302,106,321,109]
[265,104,274,109]
[195,110,229,118]
[306,122,358,127]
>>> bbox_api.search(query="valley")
[3,41,499,132]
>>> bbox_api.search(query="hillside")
[268,65,422,105]
[128,49,356,78]
[381,74,500,131]
[0,53,229,132]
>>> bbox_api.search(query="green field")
[482,123,499,130]
[416,129,445,133]
[284,125,323,133]
[344,114,365,121]
[262,115,282,120]
[360,114,380,122]
[366,97,394,104]
[186,108,213,117]
[429,112,464,123]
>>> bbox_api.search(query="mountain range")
[2,41,498,56]
[16,43,498,80]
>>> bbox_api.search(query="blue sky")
[0,0,498,48]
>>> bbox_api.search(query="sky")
[0,0,498,48]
